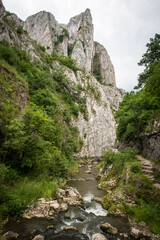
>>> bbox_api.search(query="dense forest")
[116,34,160,143]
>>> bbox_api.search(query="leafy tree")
[135,33,160,89]
[116,34,160,142]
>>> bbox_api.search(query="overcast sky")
[2,0,160,91]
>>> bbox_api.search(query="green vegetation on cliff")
[115,34,160,142]
[99,149,160,234]
[0,40,84,222]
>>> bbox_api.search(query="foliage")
[93,52,103,84]
[100,148,137,176]
[116,34,160,142]
[100,148,160,234]
[125,174,160,233]
[54,28,69,47]
[0,40,83,221]
[93,64,102,83]
[51,50,79,73]
[16,26,23,35]
[135,33,160,89]
[68,44,74,56]
[37,43,46,52]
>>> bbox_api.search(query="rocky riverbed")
[2,160,160,240]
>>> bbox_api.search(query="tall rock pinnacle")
[67,8,94,72]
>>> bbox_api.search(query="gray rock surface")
[92,233,107,240]
[92,42,116,87]
[72,71,123,158]
[57,187,82,205]
[118,119,160,160]
[67,8,94,72]
[32,235,44,240]
[0,1,42,58]
[100,222,118,234]
[3,231,19,239]
[23,11,63,53]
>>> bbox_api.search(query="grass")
[126,203,160,234]
[0,176,58,221]
[99,148,160,234]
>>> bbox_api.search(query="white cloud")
[2,0,160,91]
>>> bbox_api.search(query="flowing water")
[3,163,132,240]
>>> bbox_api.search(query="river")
[3,162,132,240]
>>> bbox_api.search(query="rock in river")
[92,233,107,240]
[57,187,82,205]
[3,231,19,239]
[100,222,118,234]
[32,235,44,240]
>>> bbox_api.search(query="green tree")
[135,33,160,89]
[116,34,160,142]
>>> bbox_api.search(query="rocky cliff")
[117,119,160,160]
[0,0,125,158]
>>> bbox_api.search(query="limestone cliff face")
[22,8,124,158]
[0,1,125,158]
[23,11,64,54]
[117,118,160,160]
[53,62,123,158]
[92,42,116,87]
[74,73,122,158]
[0,0,42,58]
[67,9,94,72]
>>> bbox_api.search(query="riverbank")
[98,148,160,239]
[2,154,160,240]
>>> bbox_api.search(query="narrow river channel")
[3,163,132,240]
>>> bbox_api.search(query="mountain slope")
[21,7,124,157]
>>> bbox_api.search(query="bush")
[130,162,141,173]
[17,26,23,35]
[51,50,79,73]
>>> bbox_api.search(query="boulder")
[32,235,44,240]
[46,225,55,229]
[100,223,118,234]
[60,203,68,211]
[57,187,82,205]
[3,231,19,239]
[49,200,60,210]
[64,226,77,231]
[91,233,107,240]
[92,197,103,204]
[130,228,141,238]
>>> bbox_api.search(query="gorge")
[0,0,160,239]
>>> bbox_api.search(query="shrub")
[130,162,141,173]
[16,26,23,35]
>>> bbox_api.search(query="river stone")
[3,231,19,239]
[92,233,107,240]
[46,225,55,229]
[32,235,44,240]
[130,228,141,238]
[38,198,46,203]
[57,187,82,205]
[92,197,103,203]
[60,203,68,211]
[100,223,118,234]
[64,226,77,231]
[50,200,59,210]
